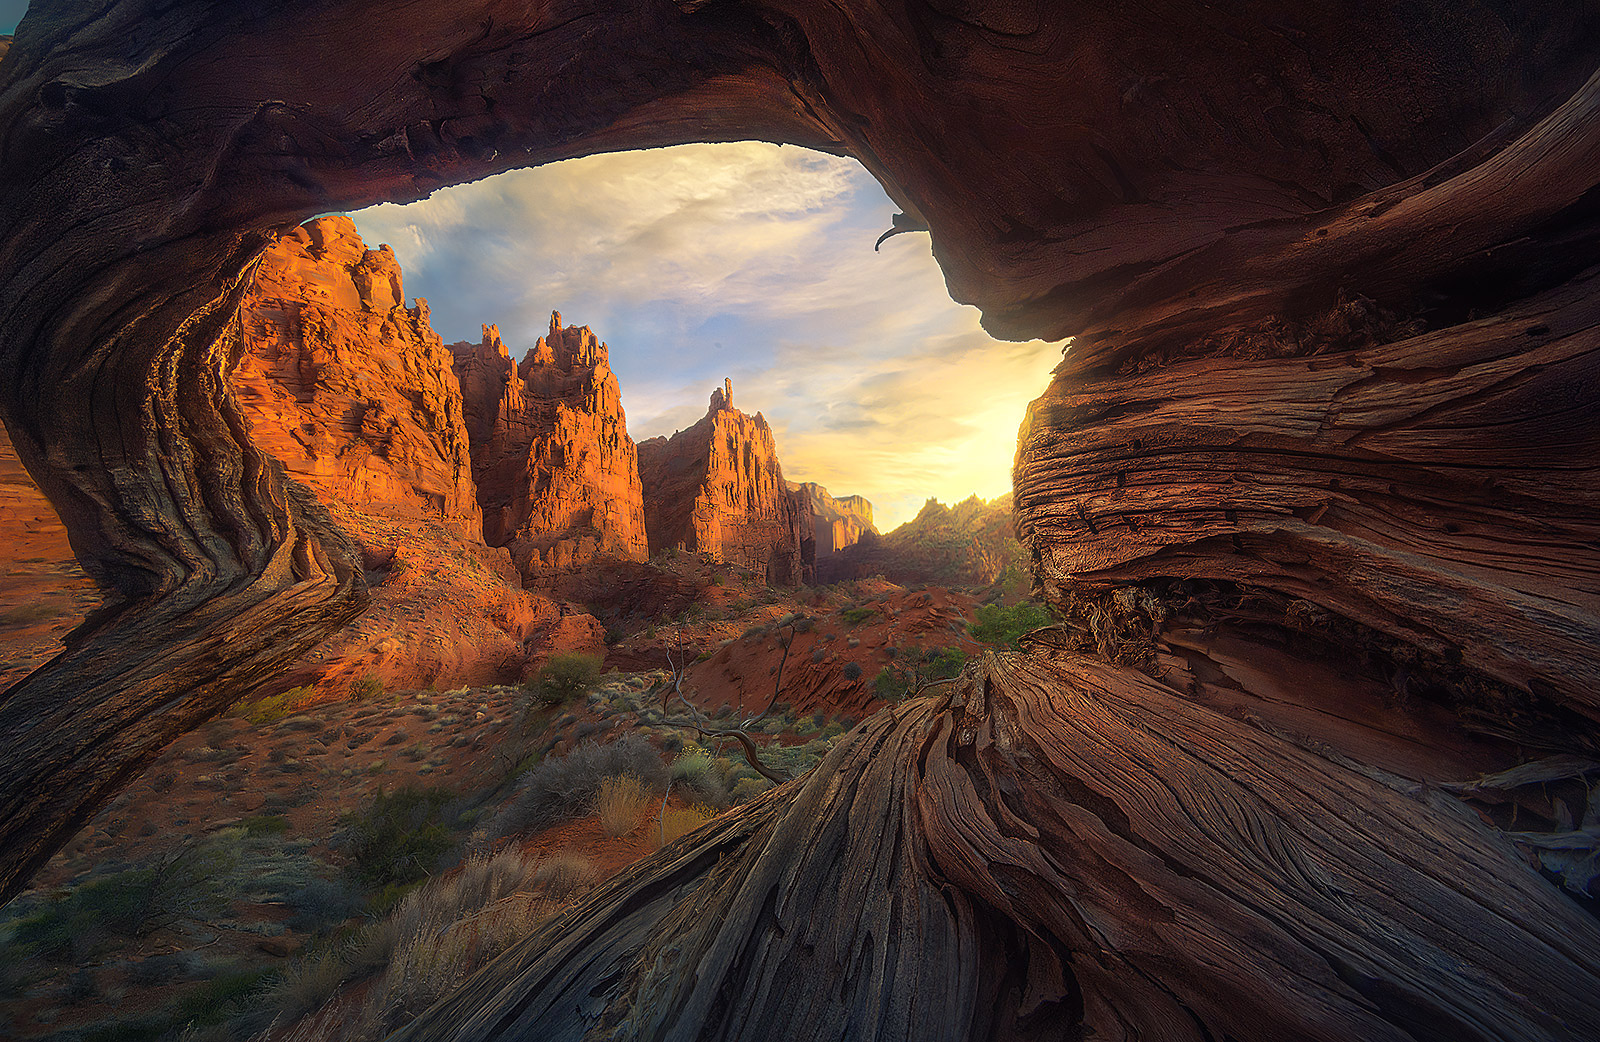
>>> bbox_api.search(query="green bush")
[839,605,876,625]
[10,842,240,961]
[529,653,603,707]
[342,787,460,892]
[872,645,967,701]
[967,602,1053,648]
[842,661,863,681]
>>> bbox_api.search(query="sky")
[352,144,1063,530]
[1,1,24,34]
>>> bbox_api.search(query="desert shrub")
[242,813,289,836]
[349,675,384,702]
[669,749,728,808]
[489,734,666,839]
[341,787,460,892]
[528,653,602,707]
[842,661,863,681]
[286,877,362,934]
[265,949,352,1025]
[12,841,240,961]
[234,686,314,726]
[656,805,718,848]
[173,967,274,1030]
[596,774,654,837]
[810,648,824,664]
[839,605,876,625]
[967,601,1053,648]
[873,645,968,702]
[922,645,969,677]
[730,777,772,803]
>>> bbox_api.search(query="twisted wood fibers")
[393,651,1600,1042]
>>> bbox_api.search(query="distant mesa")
[817,492,1022,588]
[451,312,649,582]
[638,378,814,586]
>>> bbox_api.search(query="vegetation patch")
[967,601,1053,648]
[527,652,602,708]
[596,774,655,837]
[873,645,968,701]
[232,685,315,725]
[490,734,667,839]
[340,786,461,894]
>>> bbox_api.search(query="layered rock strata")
[788,481,875,557]
[637,380,813,586]
[232,216,481,538]
[451,313,648,581]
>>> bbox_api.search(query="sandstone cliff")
[788,481,875,557]
[451,313,649,581]
[817,493,1022,588]
[638,380,813,586]
[232,216,481,538]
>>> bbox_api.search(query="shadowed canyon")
[2,2,1600,1041]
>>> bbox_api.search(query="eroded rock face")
[452,312,649,582]
[232,217,481,539]
[638,380,813,586]
[788,481,875,558]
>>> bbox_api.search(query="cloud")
[350,143,1063,529]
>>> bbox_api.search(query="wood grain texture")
[390,653,1600,1042]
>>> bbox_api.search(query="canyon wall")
[817,493,1022,588]
[451,312,649,582]
[638,380,813,586]
[788,481,875,558]
[232,216,481,539]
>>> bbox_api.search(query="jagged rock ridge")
[638,380,813,585]
[232,216,481,538]
[788,480,875,557]
[452,312,649,582]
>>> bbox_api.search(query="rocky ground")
[0,570,1021,1042]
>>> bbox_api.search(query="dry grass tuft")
[596,774,654,838]
[531,850,597,899]
[655,804,718,848]
[359,845,592,1038]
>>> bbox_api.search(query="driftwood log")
[2,1,1598,1037]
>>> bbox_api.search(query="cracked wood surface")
[391,653,1600,1042]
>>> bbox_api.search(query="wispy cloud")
[351,143,1062,529]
